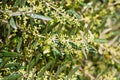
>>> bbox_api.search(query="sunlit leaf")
[67,10,80,19]
[27,13,53,20]
[82,47,87,59]
[88,45,97,54]
[9,17,17,29]
[16,37,22,52]
[52,46,62,56]
[94,38,108,43]
[111,31,120,36]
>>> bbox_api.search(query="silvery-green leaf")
[10,17,17,29]
[27,13,53,20]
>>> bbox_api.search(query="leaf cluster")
[0,0,120,80]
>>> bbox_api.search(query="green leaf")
[27,53,41,73]
[69,41,80,50]
[27,58,36,73]
[79,2,87,6]
[111,31,120,36]
[16,37,22,52]
[38,61,53,77]
[52,46,62,56]
[54,63,67,78]
[0,58,2,63]
[14,0,20,6]
[10,17,17,29]
[14,0,26,7]
[88,45,97,54]
[50,59,56,71]
[67,10,80,19]
[3,73,22,80]
[0,51,22,57]
[94,38,108,43]
[66,53,74,64]
[31,39,38,50]
[0,58,9,69]
[4,63,19,68]
[67,66,80,79]
[27,13,53,20]
[82,47,87,59]
[35,53,42,63]
[20,0,27,7]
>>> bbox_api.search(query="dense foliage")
[0,0,120,80]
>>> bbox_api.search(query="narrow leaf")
[52,46,62,56]
[82,47,87,59]
[35,53,42,63]
[10,17,17,29]
[3,73,22,80]
[54,63,67,78]
[94,38,108,43]
[16,37,22,52]
[14,0,20,6]
[0,58,9,69]
[27,13,53,20]
[1,52,22,57]
[69,41,80,50]
[66,53,74,64]
[27,58,35,73]
[27,53,41,73]
[4,63,19,68]
[38,61,53,77]
[67,10,80,19]
[67,66,80,79]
